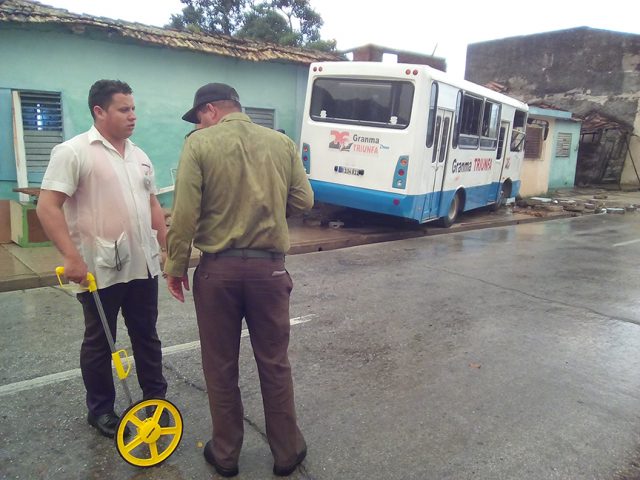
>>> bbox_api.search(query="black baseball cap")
[182,83,240,123]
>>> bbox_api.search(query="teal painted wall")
[0,24,310,202]
[548,120,581,189]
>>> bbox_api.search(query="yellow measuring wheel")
[116,398,183,467]
[56,267,184,467]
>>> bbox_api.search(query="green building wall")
[0,24,311,203]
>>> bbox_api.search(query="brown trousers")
[193,255,306,468]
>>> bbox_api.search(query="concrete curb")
[289,211,576,255]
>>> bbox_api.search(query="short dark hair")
[88,80,132,119]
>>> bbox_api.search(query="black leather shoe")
[203,440,239,477]
[145,406,171,427]
[273,447,307,476]
[87,412,119,438]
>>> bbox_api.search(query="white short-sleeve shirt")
[41,126,162,289]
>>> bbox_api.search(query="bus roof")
[309,61,529,111]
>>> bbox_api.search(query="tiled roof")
[483,81,508,93]
[578,112,629,133]
[530,106,629,131]
[0,0,343,64]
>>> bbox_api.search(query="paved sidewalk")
[1,186,637,293]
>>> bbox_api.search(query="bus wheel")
[490,187,505,212]
[490,181,512,212]
[440,191,461,228]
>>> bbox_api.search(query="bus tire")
[440,191,462,228]
[490,181,512,212]
[490,188,505,212]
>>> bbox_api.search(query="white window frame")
[12,90,63,200]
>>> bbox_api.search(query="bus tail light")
[392,155,409,189]
[301,143,311,174]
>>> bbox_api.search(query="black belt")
[203,248,285,260]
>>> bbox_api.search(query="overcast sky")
[41,0,640,78]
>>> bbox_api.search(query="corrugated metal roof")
[0,0,343,64]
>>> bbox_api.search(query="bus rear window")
[310,78,414,129]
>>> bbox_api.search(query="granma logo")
[329,130,353,151]
[329,130,383,155]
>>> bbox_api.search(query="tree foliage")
[167,0,336,51]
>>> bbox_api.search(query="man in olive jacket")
[164,83,313,477]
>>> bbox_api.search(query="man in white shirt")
[37,79,168,438]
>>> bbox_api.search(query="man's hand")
[64,254,89,284]
[37,189,87,283]
[166,274,190,303]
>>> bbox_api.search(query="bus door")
[492,121,510,202]
[425,109,453,219]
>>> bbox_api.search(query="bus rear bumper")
[310,180,424,221]
[309,179,522,222]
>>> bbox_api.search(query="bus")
[299,62,528,226]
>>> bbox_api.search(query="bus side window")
[458,93,482,149]
[426,82,439,147]
[480,101,500,150]
[497,125,507,159]
[452,90,462,149]
[431,116,442,163]
[510,110,527,152]
[438,117,451,163]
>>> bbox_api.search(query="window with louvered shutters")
[556,132,572,157]
[20,91,63,181]
[524,125,543,159]
[244,107,275,129]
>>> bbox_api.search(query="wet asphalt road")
[1,213,639,480]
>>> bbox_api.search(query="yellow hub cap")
[139,419,163,443]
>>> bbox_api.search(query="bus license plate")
[335,166,364,176]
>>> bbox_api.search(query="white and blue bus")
[299,62,528,226]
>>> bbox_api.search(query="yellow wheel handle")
[55,266,97,292]
[56,266,133,380]
[112,350,132,380]
[115,398,183,468]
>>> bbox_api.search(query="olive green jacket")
[165,112,313,276]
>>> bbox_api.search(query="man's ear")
[93,105,105,119]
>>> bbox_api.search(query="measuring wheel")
[115,398,183,467]
[56,267,184,468]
